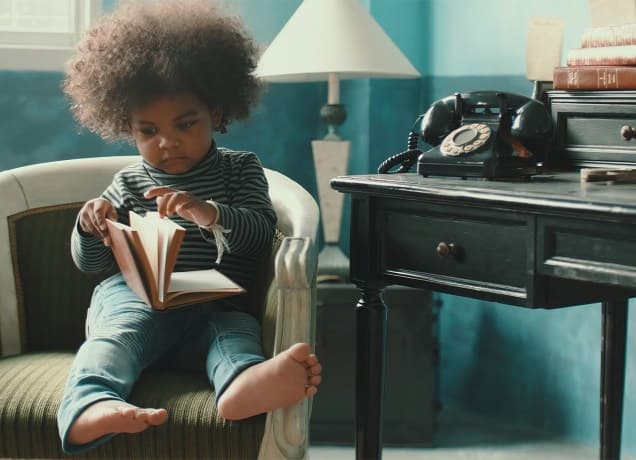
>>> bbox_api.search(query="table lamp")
[255,0,420,281]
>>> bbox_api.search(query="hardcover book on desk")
[553,65,636,90]
[567,44,636,66]
[555,22,636,90]
[581,23,636,48]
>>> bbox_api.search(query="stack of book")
[553,23,636,90]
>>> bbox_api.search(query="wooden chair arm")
[259,236,317,460]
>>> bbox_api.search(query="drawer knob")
[436,242,456,257]
[621,125,636,141]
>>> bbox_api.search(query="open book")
[106,211,244,310]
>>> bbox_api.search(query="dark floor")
[309,407,636,459]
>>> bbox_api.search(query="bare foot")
[217,342,322,420]
[67,400,168,446]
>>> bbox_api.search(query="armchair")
[0,155,319,460]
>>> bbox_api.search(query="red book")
[553,65,636,90]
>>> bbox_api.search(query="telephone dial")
[378,91,552,178]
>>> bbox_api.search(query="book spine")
[567,45,636,66]
[581,24,636,48]
[553,66,636,90]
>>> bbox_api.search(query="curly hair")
[63,0,262,141]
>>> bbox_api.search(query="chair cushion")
[9,205,114,352]
[0,352,265,459]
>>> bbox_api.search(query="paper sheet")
[590,0,636,27]
[526,17,564,81]
[168,268,242,292]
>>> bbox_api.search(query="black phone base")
[417,155,538,179]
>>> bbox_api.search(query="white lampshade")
[255,0,420,280]
[255,0,420,83]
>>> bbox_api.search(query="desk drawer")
[538,216,636,288]
[381,202,530,297]
[547,91,636,168]
[566,115,636,150]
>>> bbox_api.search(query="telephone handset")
[378,91,552,178]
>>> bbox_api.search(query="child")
[56,0,322,453]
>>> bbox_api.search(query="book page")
[130,211,185,302]
[157,217,185,299]
[157,220,169,302]
[167,268,243,293]
[106,219,153,305]
[130,211,160,293]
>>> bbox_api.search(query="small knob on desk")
[436,242,456,257]
[621,125,636,141]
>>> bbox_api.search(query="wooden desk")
[331,171,635,460]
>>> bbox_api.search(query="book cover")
[567,45,636,66]
[106,211,244,310]
[553,65,636,89]
[581,23,636,48]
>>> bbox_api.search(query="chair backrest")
[0,156,318,357]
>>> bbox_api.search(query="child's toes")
[146,409,168,425]
[287,343,312,363]
[309,375,322,386]
[308,362,322,376]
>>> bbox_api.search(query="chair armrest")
[0,156,138,356]
[258,236,317,460]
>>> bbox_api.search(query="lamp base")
[312,138,350,282]
[317,244,349,283]
[320,103,346,140]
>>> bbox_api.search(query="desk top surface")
[331,171,636,219]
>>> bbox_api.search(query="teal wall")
[1,0,635,455]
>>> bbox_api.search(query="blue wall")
[1,0,635,455]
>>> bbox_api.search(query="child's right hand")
[78,198,117,246]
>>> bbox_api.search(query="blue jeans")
[57,274,264,454]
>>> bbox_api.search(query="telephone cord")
[377,129,423,173]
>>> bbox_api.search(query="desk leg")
[355,285,387,460]
[600,299,628,460]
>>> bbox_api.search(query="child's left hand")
[144,186,217,227]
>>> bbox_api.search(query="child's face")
[130,92,221,174]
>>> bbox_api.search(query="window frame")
[0,0,102,71]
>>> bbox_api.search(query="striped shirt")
[71,147,277,305]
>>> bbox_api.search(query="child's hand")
[78,198,117,246]
[144,186,217,227]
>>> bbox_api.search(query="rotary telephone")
[378,91,552,178]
